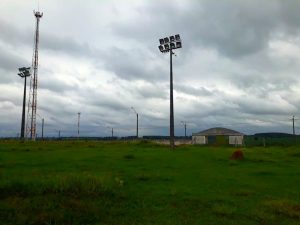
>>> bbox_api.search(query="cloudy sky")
[1,0,300,137]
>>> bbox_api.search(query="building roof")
[193,127,243,136]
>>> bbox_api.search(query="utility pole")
[181,121,187,138]
[18,67,31,140]
[131,107,139,138]
[107,126,114,138]
[77,112,81,139]
[158,34,182,149]
[290,115,297,135]
[41,118,44,140]
[293,115,295,135]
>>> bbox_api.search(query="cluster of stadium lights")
[158,34,182,53]
[18,67,31,78]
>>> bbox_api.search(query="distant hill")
[253,132,294,138]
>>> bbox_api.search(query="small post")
[41,118,44,140]
[136,113,139,138]
[77,112,81,139]
[293,115,295,135]
[131,107,139,139]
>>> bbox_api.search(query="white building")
[192,127,244,146]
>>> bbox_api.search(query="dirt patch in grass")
[135,173,173,183]
[231,189,255,197]
[123,154,136,160]
[230,150,244,160]
[264,199,300,219]
[252,171,276,176]
[289,152,300,158]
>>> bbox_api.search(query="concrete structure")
[192,127,244,146]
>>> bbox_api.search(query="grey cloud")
[39,76,79,93]
[234,95,296,116]
[0,17,96,59]
[175,84,213,96]
[41,34,95,57]
[103,47,167,81]
[279,0,300,30]
[0,45,30,75]
[113,0,300,58]
[2,0,300,137]
[0,18,32,47]
[80,92,129,112]
[134,83,168,99]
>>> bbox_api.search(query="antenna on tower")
[26,9,43,141]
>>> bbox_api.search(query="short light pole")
[181,121,187,138]
[41,118,44,140]
[107,126,114,138]
[290,115,298,135]
[37,114,44,140]
[77,112,81,139]
[18,67,31,140]
[131,107,139,138]
[158,34,182,149]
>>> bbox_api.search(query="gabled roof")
[193,127,243,136]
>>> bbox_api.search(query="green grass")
[0,140,300,225]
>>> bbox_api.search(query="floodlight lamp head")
[175,34,181,41]
[34,11,43,18]
[23,71,31,76]
[176,41,182,48]
[170,36,175,42]
[158,45,164,52]
[18,67,27,72]
[159,39,164,45]
[164,37,169,43]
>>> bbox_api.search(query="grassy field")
[0,140,300,225]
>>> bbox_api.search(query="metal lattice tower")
[26,10,43,140]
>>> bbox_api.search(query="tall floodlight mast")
[18,67,31,140]
[26,10,43,140]
[158,34,182,149]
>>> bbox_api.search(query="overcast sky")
[1,0,300,137]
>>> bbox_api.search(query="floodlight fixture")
[158,34,182,54]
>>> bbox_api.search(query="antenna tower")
[26,10,43,140]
